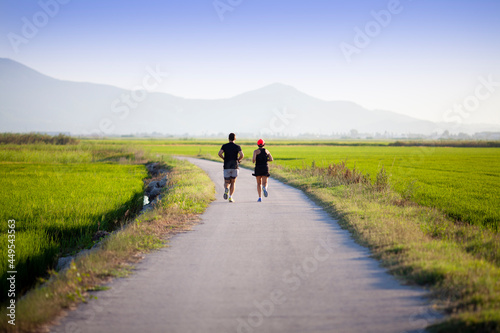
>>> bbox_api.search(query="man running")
[218,133,244,202]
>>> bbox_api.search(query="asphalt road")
[51,158,439,333]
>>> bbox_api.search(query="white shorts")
[224,169,239,179]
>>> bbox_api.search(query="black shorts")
[252,165,270,177]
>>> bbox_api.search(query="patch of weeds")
[375,166,390,191]
[87,285,110,292]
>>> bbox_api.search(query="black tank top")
[256,148,268,166]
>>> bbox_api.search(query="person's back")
[221,141,241,170]
[255,147,268,166]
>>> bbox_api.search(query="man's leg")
[227,169,238,202]
[229,178,236,196]
[223,177,231,200]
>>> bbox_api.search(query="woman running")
[252,139,274,202]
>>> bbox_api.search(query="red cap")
[257,139,265,146]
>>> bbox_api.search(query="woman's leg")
[256,176,263,197]
[262,176,269,196]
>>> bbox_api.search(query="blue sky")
[1,0,499,125]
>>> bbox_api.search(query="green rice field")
[0,143,147,296]
[267,145,500,230]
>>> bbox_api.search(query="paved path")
[51,158,438,333]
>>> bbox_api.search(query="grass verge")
[0,157,214,333]
[266,163,500,333]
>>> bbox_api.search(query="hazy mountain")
[1,58,497,136]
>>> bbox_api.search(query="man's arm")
[238,150,244,162]
[218,149,224,160]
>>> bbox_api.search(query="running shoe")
[223,188,229,200]
[257,198,262,202]
[263,187,268,197]
[229,197,234,203]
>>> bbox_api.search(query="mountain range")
[1,58,498,137]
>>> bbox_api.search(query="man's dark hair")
[228,133,235,141]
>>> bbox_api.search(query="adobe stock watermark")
[260,106,296,137]
[442,75,499,124]
[7,0,72,54]
[236,235,338,333]
[84,65,169,136]
[340,0,413,63]
[213,0,244,22]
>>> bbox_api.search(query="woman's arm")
[266,150,274,162]
[252,149,258,163]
